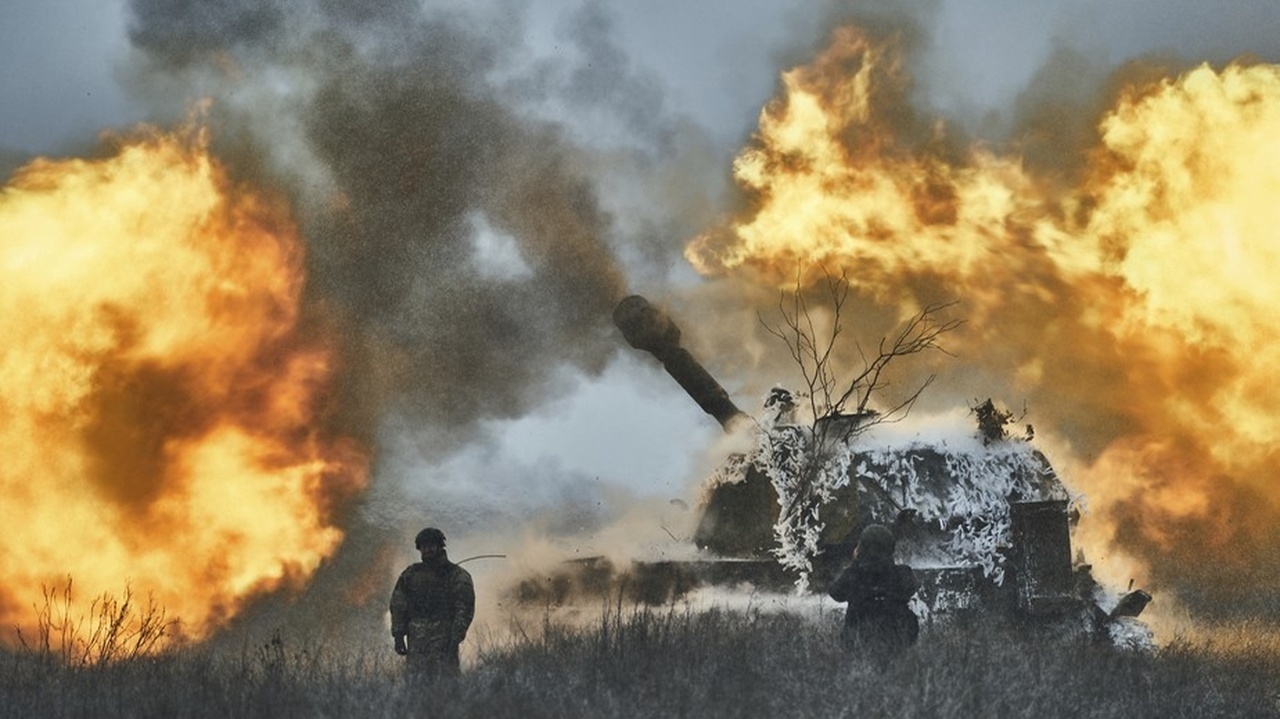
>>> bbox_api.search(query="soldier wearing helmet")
[389,527,475,679]
[828,524,919,664]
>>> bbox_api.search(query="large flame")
[0,128,367,646]
[688,26,1280,613]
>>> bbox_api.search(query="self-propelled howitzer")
[606,295,1152,646]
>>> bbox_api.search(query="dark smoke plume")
[129,1,629,447]
[122,0,677,638]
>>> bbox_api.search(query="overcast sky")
[10,1,1280,157]
[6,0,1280,540]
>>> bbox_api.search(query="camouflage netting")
[850,443,1072,581]
[709,406,1077,589]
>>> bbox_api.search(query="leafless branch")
[760,266,962,440]
[758,266,964,580]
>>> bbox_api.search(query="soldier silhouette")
[828,524,919,664]
[389,528,475,680]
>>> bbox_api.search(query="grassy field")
[4,604,1279,718]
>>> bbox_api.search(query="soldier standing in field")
[828,523,919,664]
[390,527,475,679]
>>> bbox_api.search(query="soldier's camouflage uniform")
[390,555,475,678]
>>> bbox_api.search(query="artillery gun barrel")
[613,295,746,430]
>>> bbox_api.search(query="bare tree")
[755,268,962,584]
[761,268,962,439]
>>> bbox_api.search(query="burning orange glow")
[1082,64,1280,468]
[0,127,367,648]
[689,26,1280,611]
[688,27,1041,298]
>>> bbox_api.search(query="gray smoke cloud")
[119,0,694,639]
[126,1,638,445]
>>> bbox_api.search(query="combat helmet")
[415,527,447,549]
[857,524,896,562]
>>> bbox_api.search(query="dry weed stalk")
[15,576,175,667]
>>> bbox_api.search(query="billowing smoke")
[126,0,632,445]
[103,0,684,643]
[0,0,681,648]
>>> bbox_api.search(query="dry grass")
[14,578,174,669]
[4,603,1278,718]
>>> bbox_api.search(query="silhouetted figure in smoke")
[390,528,475,680]
[829,524,919,664]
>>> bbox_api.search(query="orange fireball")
[0,127,367,649]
